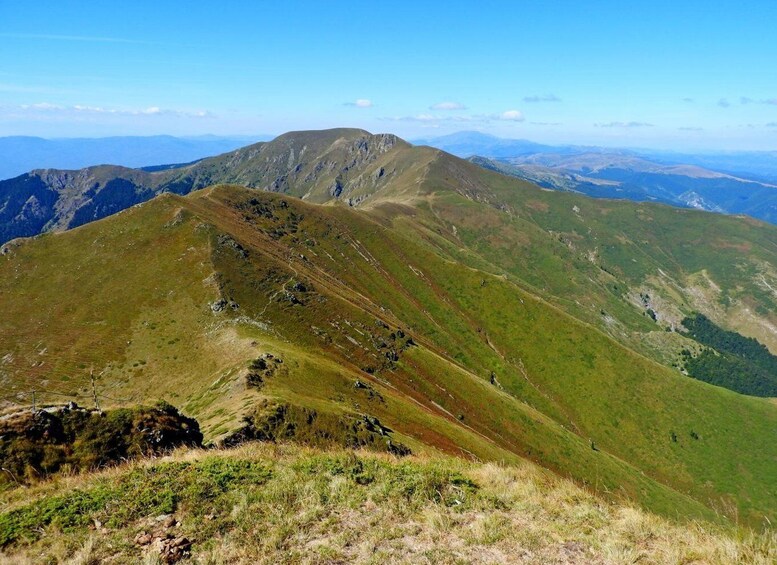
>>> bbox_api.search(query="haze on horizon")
[1,0,776,152]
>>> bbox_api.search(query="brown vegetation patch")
[712,239,752,252]
[525,200,550,212]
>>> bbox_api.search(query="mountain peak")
[272,128,407,149]
[0,129,425,243]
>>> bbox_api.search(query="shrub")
[0,403,202,486]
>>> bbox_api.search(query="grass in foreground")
[0,443,774,564]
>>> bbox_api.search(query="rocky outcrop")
[134,515,192,563]
[0,402,202,484]
[221,400,411,456]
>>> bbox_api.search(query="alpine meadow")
[2,2,777,564]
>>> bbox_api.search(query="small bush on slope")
[0,402,201,485]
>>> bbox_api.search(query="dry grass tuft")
[0,443,774,564]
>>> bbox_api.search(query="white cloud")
[382,109,526,125]
[498,110,525,121]
[345,99,373,108]
[382,113,477,124]
[430,101,467,111]
[20,102,63,110]
[595,121,653,128]
[13,103,212,118]
[523,94,561,103]
[73,104,107,112]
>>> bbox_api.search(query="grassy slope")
[10,127,777,360]
[417,156,777,354]
[196,184,777,525]
[3,185,777,527]
[1,444,775,564]
[180,186,719,521]
[405,163,777,524]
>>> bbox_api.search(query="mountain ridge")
[5,182,762,524]
[3,128,777,526]
[415,131,777,177]
[0,129,440,244]
[4,178,777,527]
[466,152,777,222]
[415,131,777,223]
[5,128,777,355]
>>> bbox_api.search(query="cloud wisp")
[382,108,525,127]
[739,96,777,105]
[384,113,475,124]
[523,94,561,103]
[429,101,467,110]
[0,83,68,94]
[719,96,777,106]
[595,121,653,128]
[344,99,373,108]
[12,103,212,118]
[0,32,151,44]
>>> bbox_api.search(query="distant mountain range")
[4,129,777,244]
[412,131,563,159]
[0,134,272,181]
[415,131,777,181]
[416,131,777,223]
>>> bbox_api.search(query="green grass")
[0,456,272,547]
[420,157,777,353]
[2,181,777,529]
[1,444,774,564]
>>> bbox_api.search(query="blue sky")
[1,0,776,150]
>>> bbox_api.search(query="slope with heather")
[6,127,776,360]
[3,180,777,526]
[412,151,777,357]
